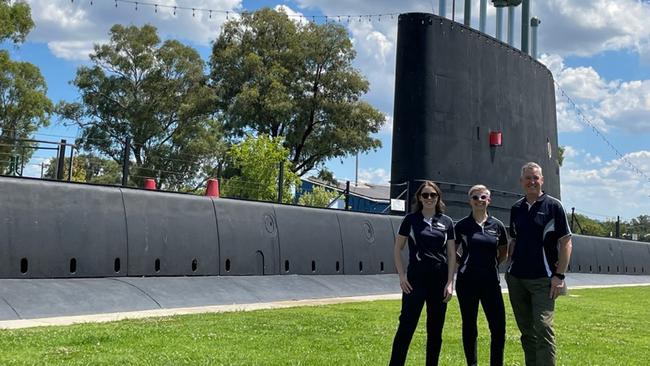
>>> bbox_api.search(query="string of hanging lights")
[68,0,401,23]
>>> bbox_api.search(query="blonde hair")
[468,184,491,198]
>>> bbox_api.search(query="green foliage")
[0,287,649,365]
[209,8,385,175]
[558,145,565,167]
[571,213,609,237]
[44,154,122,185]
[0,50,53,174]
[628,215,650,242]
[570,212,650,241]
[220,134,300,203]
[0,0,34,44]
[316,167,338,186]
[298,185,339,207]
[57,24,226,191]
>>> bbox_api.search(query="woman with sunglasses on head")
[389,181,456,366]
[454,185,508,366]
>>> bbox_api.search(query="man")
[506,162,573,366]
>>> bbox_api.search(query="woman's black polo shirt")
[398,212,455,266]
[454,213,508,276]
[508,193,572,279]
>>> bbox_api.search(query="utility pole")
[122,137,130,186]
[277,161,285,203]
[56,139,66,180]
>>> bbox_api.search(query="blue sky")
[4,0,650,221]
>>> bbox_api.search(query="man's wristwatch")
[552,272,566,280]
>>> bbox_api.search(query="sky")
[3,0,650,221]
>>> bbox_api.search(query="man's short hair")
[521,162,542,177]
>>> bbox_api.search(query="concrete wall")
[1,176,648,278]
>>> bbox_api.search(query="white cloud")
[292,0,650,62]
[25,0,243,60]
[274,5,308,25]
[598,80,650,133]
[358,167,390,185]
[561,150,650,219]
[380,114,393,135]
[541,53,650,134]
[47,40,98,61]
[561,147,602,167]
[584,153,602,165]
[349,21,393,66]
[556,66,609,101]
[535,0,650,59]
[555,97,587,133]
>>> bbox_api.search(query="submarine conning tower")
[390,12,561,221]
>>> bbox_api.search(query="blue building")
[299,177,391,214]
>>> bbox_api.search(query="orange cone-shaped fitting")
[144,178,157,190]
[205,178,219,197]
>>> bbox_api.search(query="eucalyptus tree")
[0,0,51,175]
[58,24,225,189]
[210,8,385,176]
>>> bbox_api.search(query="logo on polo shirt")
[434,222,446,230]
[486,229,498,236]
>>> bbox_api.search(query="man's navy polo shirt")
[508,193,572,279]
[398,212,455,266]
[455,213,508,276]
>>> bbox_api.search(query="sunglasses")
[471,194,490,201]
[420,192,438,199]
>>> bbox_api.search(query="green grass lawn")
[0,286,649,365]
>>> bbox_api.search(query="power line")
[555,81,650,188]
[71,0,400,23]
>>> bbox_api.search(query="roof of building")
[303,176,390,203]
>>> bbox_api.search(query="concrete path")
[0,273,648,329]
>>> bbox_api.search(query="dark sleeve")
[454,222,462,245]
[554,202,572,238]
[398,215,411,237]
[497,222,508,247]
[446,217,455,241]
[508,206,517,238]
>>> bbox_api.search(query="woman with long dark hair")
[389,181,456,366]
